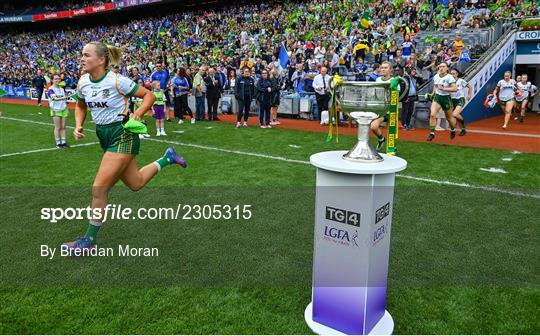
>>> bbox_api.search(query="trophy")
[330,78,408,163]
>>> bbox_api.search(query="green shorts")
[499,99,514,106]
[434,94,453,112]
[95,121,140,155]
[451,98,465,108]
[50,108,68,118]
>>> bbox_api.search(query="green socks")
[154,156,172,171]
[85,221,101,243]
[429,127,435,133]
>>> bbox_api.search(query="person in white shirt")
[48,74,69,148]
[492,71,517,129]
[312,66,332,121]
[314,41,326,65]
[427,62,458,141]
[515,74,538,123]
[450,68,472,136]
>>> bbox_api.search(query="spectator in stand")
[368,63,381,82]
[226,69,237,91]
[451,35,466,58]
[354,58,368,81]
[314,41,326,65]
[304,62,319,93]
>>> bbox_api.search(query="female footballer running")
[427,63,458,141]
[62,42,187,251]
[371,61,393,151]
[450,68,472,136]
[492,71,516,129]
[515,74,535,123]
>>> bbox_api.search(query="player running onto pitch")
[427,63,458,141]
[492,71,517,129]
[449,68,472,136]
[62,42,187,252]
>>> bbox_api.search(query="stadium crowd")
[0,0,536,120]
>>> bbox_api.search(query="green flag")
[158,27,167,38]
[0,88,6,97]
[139,39,147,51]
[359,10,372,29]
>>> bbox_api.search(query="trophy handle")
[396,76,409,102]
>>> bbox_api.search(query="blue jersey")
[401,42,414,56]
[151,69,170,90]
[172,76,189,96]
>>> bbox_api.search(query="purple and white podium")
[305,151,407,335]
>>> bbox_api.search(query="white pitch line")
[0,116,96,133]
[1,116,539,199]
[146,137,311,165]
[0,142,98,158]
[467,129,540,138]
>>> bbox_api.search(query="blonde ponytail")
[106,44,122,67]
[88,41,122,68]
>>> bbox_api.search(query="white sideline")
[467,129,540,138]
[1,116,539,199]
[0,142,98,158]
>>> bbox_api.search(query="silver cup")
[331,79,408,163]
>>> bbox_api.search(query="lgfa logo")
[373,202,390,245]
[323,226,359,247]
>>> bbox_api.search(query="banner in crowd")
[0,85,32,100]
[0,15,33,23]
[115,0,162,9]
[0,1,162,23]
[31,3,116,21]
[0,85,76,103]
[30,88,77,103]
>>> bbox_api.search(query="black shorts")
[164,90,173,107]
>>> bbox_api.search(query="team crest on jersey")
[102,89,110,99]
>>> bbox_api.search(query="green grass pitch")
[0,102,539,334]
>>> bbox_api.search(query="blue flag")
[279,42,289,69]
[459,48,472,63]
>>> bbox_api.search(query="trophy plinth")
[343,112,383,163]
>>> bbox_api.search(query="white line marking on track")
[467,129,540,138]
[0,142,99,158]
[479,167,508,174]
[1,116,539,199]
